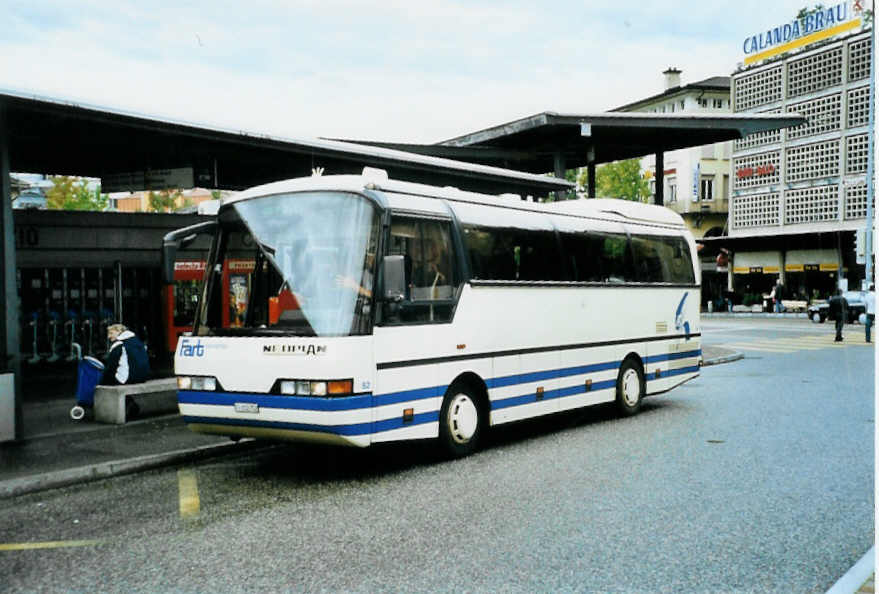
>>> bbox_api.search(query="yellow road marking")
[0,540,104,551]
[178,469,200,518]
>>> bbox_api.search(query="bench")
[781,300,808,312]
[94,378,178,424]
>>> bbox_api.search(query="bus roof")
[226,170,687,230]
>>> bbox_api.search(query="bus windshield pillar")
[654,151,665,206]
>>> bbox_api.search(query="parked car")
[808,290,867,323]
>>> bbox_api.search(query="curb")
[827,546,874,594]
[0,439,271,499]
[702,352,745,366]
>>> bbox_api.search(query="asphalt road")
[0,318,873,593]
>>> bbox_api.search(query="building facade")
[614,69,733,240]
[729,22,872,304]
[614,69,736,307]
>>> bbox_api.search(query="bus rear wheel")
[615,358,644,417]
[438,385,484,458]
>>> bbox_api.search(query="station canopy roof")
[344,111,806,173]
[0,89,571,197]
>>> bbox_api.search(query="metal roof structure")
[0,89,571,197]
[341,111,805,175]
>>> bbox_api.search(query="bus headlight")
[276,379,353,397]
[178,376,217,391]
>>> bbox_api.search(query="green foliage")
[148,188,183,212]
[796,4,825,20]
[46,176,109,211]
[576,158,649,202]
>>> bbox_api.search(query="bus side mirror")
[162,221,217,284]
[382,255,406,302]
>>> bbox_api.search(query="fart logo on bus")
[179,339,205,357]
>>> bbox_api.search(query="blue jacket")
[100,330,151,385]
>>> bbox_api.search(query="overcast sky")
[2,1,842,144]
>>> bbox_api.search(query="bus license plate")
[234,402,259,414]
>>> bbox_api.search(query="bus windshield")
[196,191,379,337]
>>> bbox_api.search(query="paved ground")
[0,335,872,592]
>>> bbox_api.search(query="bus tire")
[438,384,484,458]
[615,357,644,417]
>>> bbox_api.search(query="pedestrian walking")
[771,279,785,313]
[865,284,875,343]
[828,289,848,342]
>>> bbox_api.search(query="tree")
[796,4,825,21]
[576,158,649,202]
[147,188,183,212]
[46,176,109,211]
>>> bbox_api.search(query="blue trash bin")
[75,356,104,408]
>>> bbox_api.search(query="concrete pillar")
[0,101,22,441]
[587,162,596,198]
[553,151,567,201]
[655,151,665,205]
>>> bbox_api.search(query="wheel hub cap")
[622,369,641,407]
[448,394,478,444]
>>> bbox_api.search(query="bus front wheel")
[615,358,644,417]
[438,385,484,458]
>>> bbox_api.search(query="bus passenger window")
[388,217,458,323]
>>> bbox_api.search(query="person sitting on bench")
[100,323,151,417]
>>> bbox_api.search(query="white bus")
[164,170,701,457]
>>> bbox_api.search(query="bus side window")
[600,233,631,283]
[388,217,458,324]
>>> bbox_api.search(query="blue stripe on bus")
[373,385,443,407]
[645,349,702,364]
[182,411,439,437]
[490,358,701,411]
[648,365,701,380]
[491,379,618,410]
[179,353,701,419]
[178,391,373,411]
[487,360,621,388]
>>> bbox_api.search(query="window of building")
[701,177,714,201]
[667,179,677,203]
[680,100,686,110]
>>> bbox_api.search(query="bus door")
[164,260,205,352]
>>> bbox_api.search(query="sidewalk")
[0,365,264,499]
[1,345,740,499]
